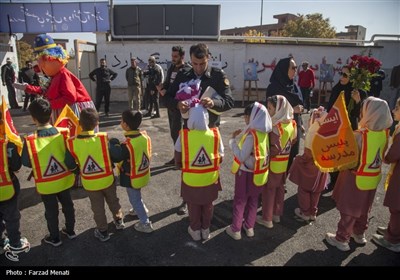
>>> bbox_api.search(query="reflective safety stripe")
[25,128,74,194]
[0,139,15,201]
[182,128,221,187]
[356,129,388,190]
[67,133,114,191]
[124,131,151,189]
[270,121,295,174]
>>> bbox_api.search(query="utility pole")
[260,0,263,26]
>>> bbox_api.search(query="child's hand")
[231,129,242,138]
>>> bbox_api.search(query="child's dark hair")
[79,108,99,131]
[28,98,52,124]
[244,103,255,116]
[122,110,142,130]
[267,95,278,109]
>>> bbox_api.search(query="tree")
[243,29,265,43]
[282,13,336,38]
[16,40,35,69]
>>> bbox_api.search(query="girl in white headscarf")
[256,95,296,229]
[372,97,400,252]
[326,97,392,252]
[174,105,224,241]
[226,102,272,240]
[288,107,329,222]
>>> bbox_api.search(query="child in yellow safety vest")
[0,113,30,261]
[175,105,224,241]
[226,102,272,240]
[288,107,329,222]
[109,110,154,233]
[257,95,296,229]
[21,98,77,247]
[66,108,124,242]
[326,97,392,252]
[372,97,400,253]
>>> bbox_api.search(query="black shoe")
[165,158,175,166]
[43,234,62,247]
[143,113,151,118]
[177,202,188,215]
[61,228,77,240]
[151,114,160,119]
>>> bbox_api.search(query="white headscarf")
[245,102,272,133]
[271,95,294,126]
[187,105,209,131]
[358,97,393,131]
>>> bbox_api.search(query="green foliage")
[16,40,35,69]
[282,13,336,38]
[243,29,266,43]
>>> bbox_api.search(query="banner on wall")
[0,2,109,33]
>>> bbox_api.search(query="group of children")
[177,94,399,255]
[1,95,399,261]
[1,98,154,260]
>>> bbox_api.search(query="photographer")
[143,56,163,118]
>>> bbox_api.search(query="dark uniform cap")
[33,34,57,52]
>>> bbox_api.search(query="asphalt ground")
[1,101,399,270]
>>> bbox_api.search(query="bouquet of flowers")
[175,79,202,107]
[348,54,382,92]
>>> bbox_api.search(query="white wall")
[95,35,400,103]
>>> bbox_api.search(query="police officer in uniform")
[165,43,234,214]
[165,43,234,128]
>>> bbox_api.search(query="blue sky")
[36,0,399,48]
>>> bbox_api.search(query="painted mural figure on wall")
[13,34,97,124]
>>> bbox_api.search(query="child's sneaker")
[114,218,125,230]
[225,226,241,240]
[188,226,201,241]
[310,215,317,221]
[61,228,77,240]
[351,233,367,245]
[272,215,280,223]
[201,228,210,240]
[43,234,62,247]
[94,229,110,242]
[128,203,149,216]
[376,226,387,236]
[243,225,254,237]
[256,215,273,228]
[134,222,154,233]
[294,208,310,221]
[325,233,350,252]
[3,237,30,262]
[0,237,9,255]
[372,234,400,253]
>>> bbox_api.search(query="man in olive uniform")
[165,43,234,214]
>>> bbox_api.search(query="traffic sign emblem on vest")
[138,152,150,171]
[192,147,212,167]
[369,148,382,169]
[43,156,66,177]
[83,156,103,174]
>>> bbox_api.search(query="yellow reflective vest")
[231,129,270,186]
[67,132,114,191]
[270,121,296,174]
[355,129,388,190]
[0,139,15,201]
[124,131,151,189]
[181,128,221,187]
[25,128,75,194]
